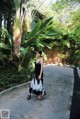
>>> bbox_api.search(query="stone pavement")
[0,65,74,119]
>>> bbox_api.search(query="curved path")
[0,65,74,119]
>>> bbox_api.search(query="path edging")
[0,81,31,96]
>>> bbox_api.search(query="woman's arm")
[39,58,43,79]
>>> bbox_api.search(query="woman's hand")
[38,58,43,80]
[38,75,41,79]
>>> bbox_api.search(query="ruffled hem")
[29,87,43,95]
[29,78,46,96]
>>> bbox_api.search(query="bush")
[0,64,33,92]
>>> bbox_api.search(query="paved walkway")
[0,65,74,119]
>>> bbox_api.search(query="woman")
[27,50,45,100]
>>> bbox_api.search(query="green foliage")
[0,0,80,68]
[27,21,41,39]
[19,17,53,69]
[14,0,20,10]
[0,28,13,65]
[50,1,80,67]
[0,43,10,50]
[0,65,33,91]
[1,28,13,44]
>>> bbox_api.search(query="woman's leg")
[27,87,32,100]
[37,79,43,100]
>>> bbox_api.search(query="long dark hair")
[36,50,42,57]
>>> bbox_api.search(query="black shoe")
[44,91,46,95]
[27,95,31,100]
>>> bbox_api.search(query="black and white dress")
[29,61,45,96]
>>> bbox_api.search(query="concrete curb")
[44,64,75,68]
[0,81,31,96]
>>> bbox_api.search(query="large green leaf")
[63,41,70,48]
[1,28,13,46]
[27,21,41,39]
[35,41,44,48]
[45,33,57,36]
[0,43,11,50]
[20,47,29,55]
[41,42,51,49]
[40,17,53,30]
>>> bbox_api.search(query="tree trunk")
[13,0,32,61]
[13,0,23,61]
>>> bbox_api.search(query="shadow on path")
[70,67,80,119]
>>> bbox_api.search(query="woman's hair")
[36,50,42,56]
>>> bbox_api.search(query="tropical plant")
[19,17,53,70]
[0,28,13,66]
